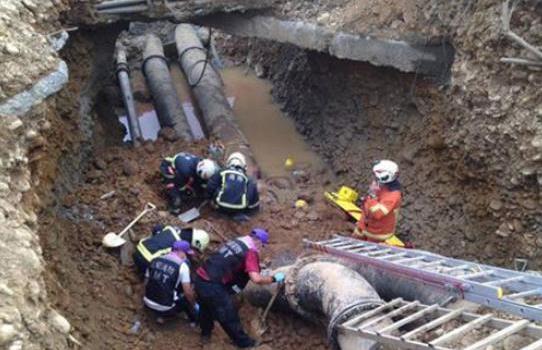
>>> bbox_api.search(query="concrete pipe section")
[142,34,193,140]
[245,256,390,350]
[175,23,259,177]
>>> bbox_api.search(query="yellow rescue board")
[324,191,405,248]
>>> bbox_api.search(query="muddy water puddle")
[222,67,323,177]
[123,65,323,177]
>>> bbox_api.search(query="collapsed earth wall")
[218,0,542,268]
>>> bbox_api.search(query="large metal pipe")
[116,48,142,145]
[174,24,259,177]
[245,256,388,350]
[142,34,193,140]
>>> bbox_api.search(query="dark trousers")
[145,296,196,321]
[195,276,255,348]
[132,250,149,278]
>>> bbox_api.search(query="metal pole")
[116,48,142,145]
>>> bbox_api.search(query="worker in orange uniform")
[354,160,402,242]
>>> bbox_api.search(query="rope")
[178,27,213,87]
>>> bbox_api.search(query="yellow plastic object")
[384,235,405,248]
[325,191,362,221]
[295,199,308,209]
[497,287,504,299]
[284,157,294,170]
[337,186,359,203]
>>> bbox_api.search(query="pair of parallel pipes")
[117,24,258,178]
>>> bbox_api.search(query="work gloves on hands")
[273,272,285,283]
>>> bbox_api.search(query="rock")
[125,285,133,297]
[254,63,265,78]
[94,158,107,170]
[0,182,9,197]
[7,118,23,131]
[4,43,19,55]
[488,199,502,211]
[522,199,537,210]
[159,128,179,142]
[143,142,155,154]
[0,324,16,345]
[496,222,511,238]
[48,310,71,334]
[317,12,330,23]
[122,160,138,177]
[306,211,319,221]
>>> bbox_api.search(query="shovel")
[256,282,284,336]
[178,200,208,223]
[102,202,156,248]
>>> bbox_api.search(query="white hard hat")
[196,159,219,180]
[191,229,210,252]
[372,160,399,184]
[226,152,247,170]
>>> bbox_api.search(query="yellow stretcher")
[324,186,405,248]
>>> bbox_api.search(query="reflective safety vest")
[202,239,250,287]
[215,169,249,210]
[145,254,187,308]
[137,226,181,262]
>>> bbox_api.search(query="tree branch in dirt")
[501,0,542,65]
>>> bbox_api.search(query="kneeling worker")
[160,152,220,213]
[133,225,210,275]
[144,240,199,322]
[194,228,284,348]
[206,152,260,215]
[354,160,402,242]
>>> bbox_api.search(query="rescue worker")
[206,152,260,215]
[194,228,285,348]
[133,225,210,276]
[354,160,402,242]
[143,240,199,322]
[160,152,220,214]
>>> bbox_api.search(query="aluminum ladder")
[305,235,542,321]
[338,298,542,350]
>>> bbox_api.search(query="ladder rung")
[459,270,495,280]
[430,314,493,346]
[352,246,380,253]
[462,319,531,350]
[359,301,420,330]
[401,307,464,340]
[484,275,524,286]
[378,304,439,335]
[366,249,392,257]
[328,241,357,248]
[376,252,408,261]
[505,288,542,300]
[319,237,343,245]
[439,264,472,273]
[343,243,369,251]
[341,298,403,328]
[393,256,425,264]
[415,260,446,269]
[520,338,542,350]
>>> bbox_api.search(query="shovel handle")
[260,282,283,324]
[117,202,156,238]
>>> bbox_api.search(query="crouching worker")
[133,225,210,276]
[194,228,285,348]
[206,152,260,216]
[354,160,402,243]
[144,240,199,323]
[160,152,220,214]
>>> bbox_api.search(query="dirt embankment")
[217,0,542,268]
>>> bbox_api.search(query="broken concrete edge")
[0,60,69,117]
[196,14,454,79]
